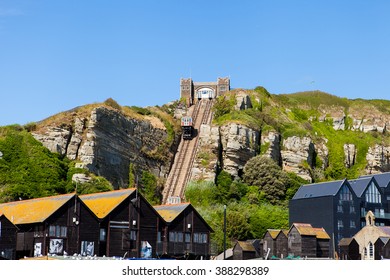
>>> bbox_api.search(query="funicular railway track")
[162,99,213,204]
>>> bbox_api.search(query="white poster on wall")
[34,243,42,257]
[49,239,63,254]
[81,241,94,256]
[140,241,152,258]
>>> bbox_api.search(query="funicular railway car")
[181,116,193,140]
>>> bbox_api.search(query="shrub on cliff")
[0,127,69,202]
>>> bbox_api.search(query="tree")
[74,176,113,195]
[128,163,136,188]
[212,171,232,203]
[243,156,288,204]
[213,95,235,119]
[140,171,161,205]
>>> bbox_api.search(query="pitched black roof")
[292,179,348,200]
[360,172,390,189]
[348,177,378,198]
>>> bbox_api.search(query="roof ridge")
[79,188,136,197]
[0,192,75,206]
[154,202,191,207]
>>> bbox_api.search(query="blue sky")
[1,0,389,126]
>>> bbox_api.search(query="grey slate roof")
[360,172,390,189]
[292,179,347,200]
[348,177,376,198]
[378,237,390,245]
[379,226,390,237]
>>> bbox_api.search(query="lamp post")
[223,204,226,260]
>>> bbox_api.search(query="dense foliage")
[214,88,390,182]
[0,126,69,201]
[185,156,302,253]
[0,126,113,202]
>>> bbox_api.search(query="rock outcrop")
[235,91,252,111]
[349,105,389,133]
[32,106,177,188]
[190,124,220,181]
[281,136,316,182]
[261,131,282,165]
[366,144,390,173]
[344,144,357,168]
[191,122,260,180]
[219,123,260,178]
[318,105,346,130]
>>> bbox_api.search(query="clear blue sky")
[1,0,389,126]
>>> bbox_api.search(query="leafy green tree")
[213,95,235,119]
[212,170,233,203]
[226,205,252,241]
[243,156,288,204]
[249,204,289,238]
[73,176,113,195]
[285,172,308,200]
[140,171,161,205]
[228,180,248,201]
[128,163,136,188]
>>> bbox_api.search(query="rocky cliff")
[32,105,178,188]
[30,89,390,188]
[201,90,390,183]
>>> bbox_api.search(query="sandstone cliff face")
[190,124,220,181]
[366,144,390,173]
[219,123,260,178]
[344,144,357,168]
[33,106,176,188]
[261,131,282,165]
[281,136,315,182]
[349,105,389,133]
[190,122,260,180]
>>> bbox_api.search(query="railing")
[361,209,390,219]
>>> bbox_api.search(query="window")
[337,205,343,213]
[365,182,381,203]
[169,232,183,243]
[49,225,67,238]
[337,220,343,230]
[60,227,67,238]
[130,230,137,241]
[177,232,183,242]
[110,221,129,229]
[157,232,162,242]
[380,209,385,217]
[99,229,106,241]
[185,233,191,243]
[196,88,214,99]
[193,233,208,244]
[365,242,374,260]
[350,220,356,228]
[350,205,355,213]
[339,185,353,201]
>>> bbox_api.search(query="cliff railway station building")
[180,77,230,106]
